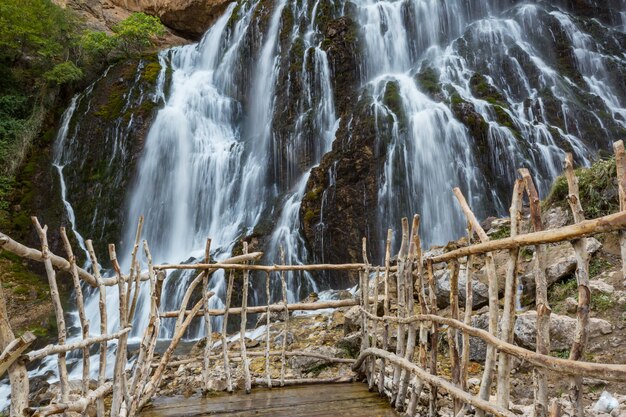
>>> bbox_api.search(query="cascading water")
[346,0,626,254]
[4,1,626,410]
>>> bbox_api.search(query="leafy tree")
[79,31,117,64]
[44,61,84,85]
[112,13,165,56]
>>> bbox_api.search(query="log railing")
[352,141,626,417]
[2,141,626,417]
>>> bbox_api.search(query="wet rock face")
[301,94,382,271]
[109,0,231,38]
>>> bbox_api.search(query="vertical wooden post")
[426,259,439,417]
[202,239,212,392]
[240,242,252,394]
[378,229,393,395]
[460,254,474,392]
[32,218,69,410]
[564,153,590,417]
[397,215,419,410]
[369,267,380,391]
[0,266,29,417]
[408,228,428,415]
[613,141,626,279]
[519,168,551,417]
[109,244,129,417]
[279,247,289,387]
[264,271,272,388]
[221,269,234,392]
[497,179,524,408]
[448,260,461,415]
[451,189,498,416]
[60,228,90,397]
[86,240,107,417]
[361,237,371,383]
[392,218,410,399]
[127,216,144,323]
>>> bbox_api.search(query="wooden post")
[519,168,551,417]
[202,239,212,392]
[360,237,371,383]
[496,179,524,408]
[613,140,626,279]
[378,229,393,395]
[222,269,235,392]
[0,276,30,417]
[392,218,409,400]
[369,267,380,391]
[426,259,439,417]
[60,228,90,397]
[396,215,419,410]
[86,240,106,417]
[264,271,272,388]
[564,153,590,417]
[448,260,461,415]
[461,254,474,392]
[109,244,128,417]
[451,189,498,416]
[279,247,289,387]
[128,241,161,417]
[32,218,69,409]
[240,242,252,394]
[127,216,144,323]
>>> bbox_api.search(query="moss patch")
[544,157,618,218]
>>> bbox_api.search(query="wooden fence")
[1,141,626,417]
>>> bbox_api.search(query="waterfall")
[4,0,626,411]
[349,0,626,252]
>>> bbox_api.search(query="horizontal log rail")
[430,210,626,263]
[160,297,369,318]
[0,232,103,287]
[27,382,113,417]
[162,350,355,368]
[154,262,367,272]
[24,327,132,363]
[361,308,626,382]
[353,348,516,417]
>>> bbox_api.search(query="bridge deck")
[141,383,400,417]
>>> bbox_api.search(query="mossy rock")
[544,156,618,218]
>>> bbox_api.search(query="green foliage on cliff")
[113,13,166,56]
[0,0,165,225]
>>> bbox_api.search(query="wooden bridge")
[2,142,626,417]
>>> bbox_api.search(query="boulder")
[432,268,489,309]
[109,0,231,38]
[589,280,615,295]
[256,310,289,328]
[514,311,612,351]
[343,305,361,335]
[336,332,361,359]
[565,297,578,314]
[289,346,340,375]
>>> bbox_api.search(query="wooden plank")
[142,383,399,417]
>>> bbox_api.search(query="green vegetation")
[544,157,618,218]
[591,293,615,312]
[0,0,165,225]
[549,278,577,306]
[589,256,612,278]
[489,226,511,240]
[551,349,570,359]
